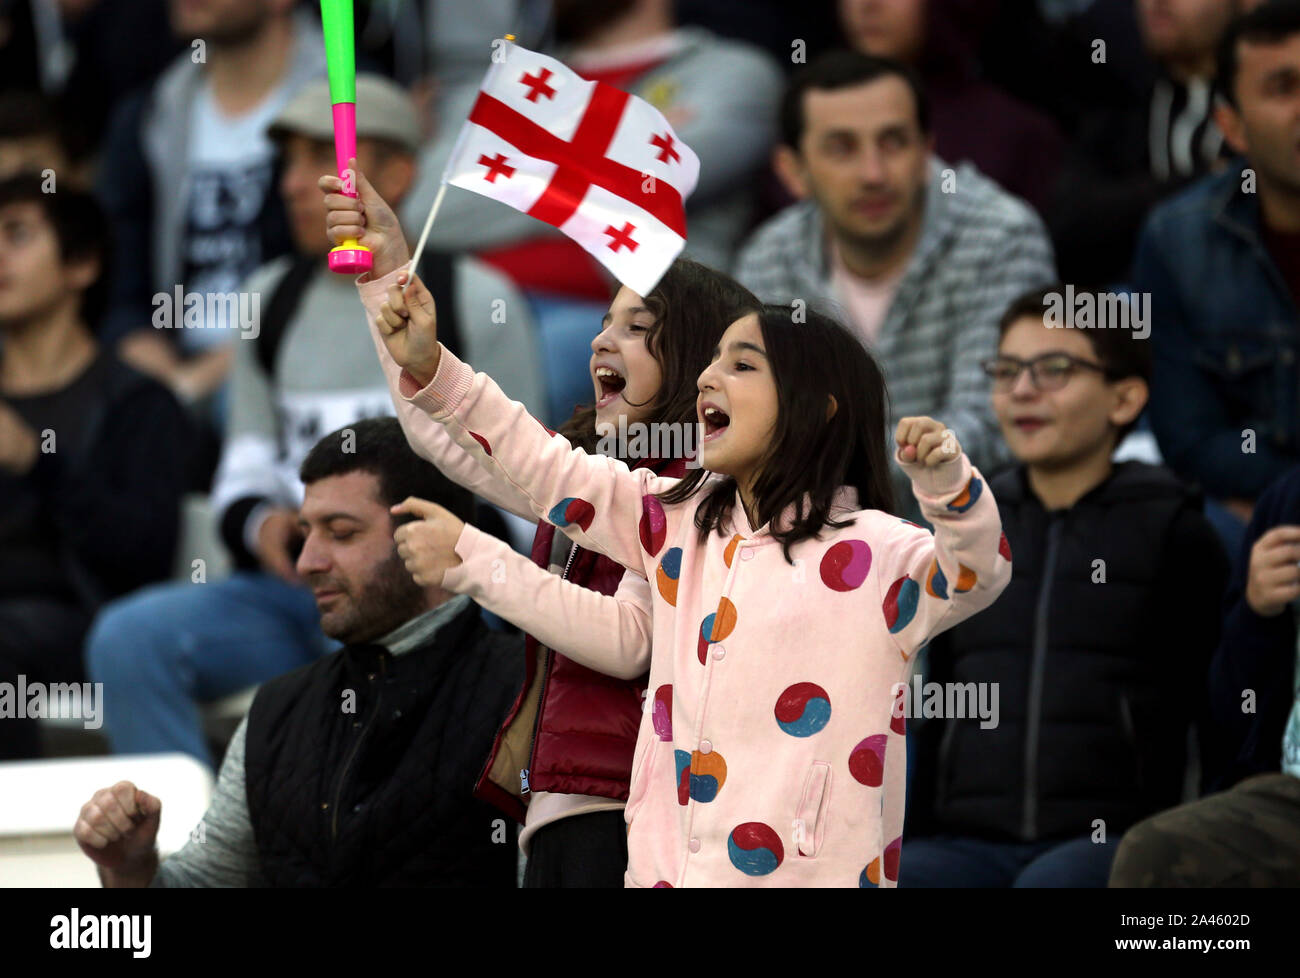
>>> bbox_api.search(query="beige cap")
[269,73,422,153]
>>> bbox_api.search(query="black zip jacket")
[908,461,1228,843]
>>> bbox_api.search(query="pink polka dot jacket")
[390,339,1011,888]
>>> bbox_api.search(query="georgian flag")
[441,40,700,296]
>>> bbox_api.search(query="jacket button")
[321,802,329,811]
[741,548,755,560]
[367,673,376,681]
[393,709,402,719]
[699,740,712,753]
[688,838,701,853]
[711,644,726,661]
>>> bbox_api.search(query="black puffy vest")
[245,601,523,887]
[910,462,1205,843]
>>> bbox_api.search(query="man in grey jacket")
[735,52,1057,500]
[85,75,542,769]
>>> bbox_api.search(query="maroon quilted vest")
[474,456,688,821]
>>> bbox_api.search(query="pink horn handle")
[328,101,373,274]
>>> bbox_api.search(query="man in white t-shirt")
[178,81,299,351]
[96,0,326,418]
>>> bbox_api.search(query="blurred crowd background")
[3,0,1300,887]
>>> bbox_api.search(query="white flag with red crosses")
[440,39,700,296]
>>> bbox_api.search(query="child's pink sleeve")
[443,523,652,680]
[399,343,683,577]
[357,269,537,522]
[874,451,1012,658]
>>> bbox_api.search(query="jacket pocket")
[624,734,659,823]
[794,761,832,858]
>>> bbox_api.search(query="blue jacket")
[1208,465,1300,789]
[1135,163,1300,500]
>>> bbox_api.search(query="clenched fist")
[377,272,442,388]
[392,496,466,588]
[895,416,961,467]
[74,781,162,887]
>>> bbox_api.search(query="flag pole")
[404,181,447,289]
[404,33,515,292]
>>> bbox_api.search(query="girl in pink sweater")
[375,275,1012,887]
[321,166,762,885]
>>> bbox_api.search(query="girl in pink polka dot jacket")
[370,275,1012,888]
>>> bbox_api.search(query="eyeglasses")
[980,353,1113,392]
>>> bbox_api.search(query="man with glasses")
[901,286,1229,888]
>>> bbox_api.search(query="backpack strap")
[257,251,463,374]
[255,255,319,377]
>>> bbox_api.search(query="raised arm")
[400,333,687,574]
[443,522,653,680]
[324,165,547,521]
[877,427,1012,658]
[359,267,540,521]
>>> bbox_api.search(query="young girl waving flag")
[370,273,1012,887]
[321,166,761,886]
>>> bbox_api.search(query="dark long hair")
[659,304,896,563]
[556,258,761,455]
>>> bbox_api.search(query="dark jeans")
[900,833,1117,887]
[1110,773,1300,887]
[523,809,628,888]
[0,596,92,760]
